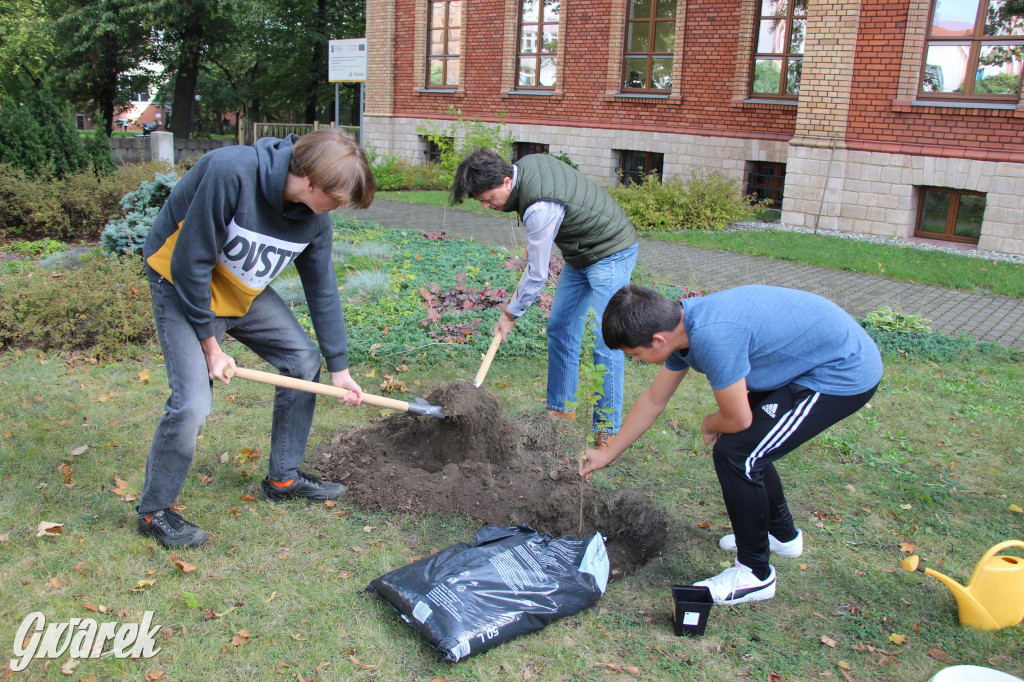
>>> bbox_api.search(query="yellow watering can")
[900,540,1024,631]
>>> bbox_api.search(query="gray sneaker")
[261,470,346,502]
[138,508,210,548]
[718,529,803,558]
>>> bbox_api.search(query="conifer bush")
[100,171,179,254]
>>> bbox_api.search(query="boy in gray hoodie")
[138,128,375,547]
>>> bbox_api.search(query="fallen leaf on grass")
[900,504,913,510]
[204,609,218,620]
[696,522,711,529]
[928,647,954,664]
[72,562,87,575]
[133,579,156,590]
[60,658,78,674]
[138,369,151,384]
[240,494,256,502]
[36,521,64,538]
[324,500,337,508]
[70,444,89,457]
[49,577,68,590]
[837,661,851,670]
[338,571,354,578]
[110,475,130,496]
[821,636,838,648]
[899,542,915,554]
[230,630,250,646]
[889,633,907,645]
[290,633,306,641]
[1010,504,1023,514]
[349,656,376,669]
[174,560,197,574]
[145,670,164,681]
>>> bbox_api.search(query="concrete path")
[341,200,1024,348]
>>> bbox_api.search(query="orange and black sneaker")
[261,470,346,502]
[138,508,210,548]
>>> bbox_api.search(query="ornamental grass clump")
[609,170,764,232]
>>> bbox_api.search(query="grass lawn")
[649,228,1024,299]
[1,224,1022,680]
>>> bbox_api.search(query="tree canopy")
[0,0,367,138]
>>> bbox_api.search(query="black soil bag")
[367,525,610,662]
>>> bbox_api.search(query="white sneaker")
[718,529,803,558]
[694,561,776,605]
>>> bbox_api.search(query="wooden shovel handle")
[225,366,412,412]
[473,331,503,387]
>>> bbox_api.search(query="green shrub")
[0,162,169,241]
[863,305,932,333]
[367,148,449,191]
[548,152,579,170]
[416,108,514,187]
[0,253,155,360]
[7,238,67,257]
[101,171,179,254]
[608,170,764,232]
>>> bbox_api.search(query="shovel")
[473,331,503,388]
[225,366,445,419]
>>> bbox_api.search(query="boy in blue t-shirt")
[579,284,882,605]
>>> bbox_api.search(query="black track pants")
[712,382,878,576]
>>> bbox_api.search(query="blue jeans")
[546,242,638,434]
[138,268,323,516]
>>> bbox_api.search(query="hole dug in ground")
[318,382,668,574]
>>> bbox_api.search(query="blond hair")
[289,128,376,209]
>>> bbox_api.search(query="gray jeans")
[138,268,322,516]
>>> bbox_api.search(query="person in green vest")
[451,149,638,447]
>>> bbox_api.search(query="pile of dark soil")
[318,382,668,574]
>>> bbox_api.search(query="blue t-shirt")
[664,285,882,396]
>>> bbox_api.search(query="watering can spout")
[901,541,1024,631]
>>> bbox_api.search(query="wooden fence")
[241,122,360,146]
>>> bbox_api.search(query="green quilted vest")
[504,155,637,269]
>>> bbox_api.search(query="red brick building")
[364,0,1024,255]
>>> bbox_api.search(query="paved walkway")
[342,200,1024,348]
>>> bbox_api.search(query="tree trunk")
[304,0,328,123]
[168,40,202,138]
[97,36,118,137]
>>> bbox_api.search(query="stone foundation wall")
[365,115,1024,256]
[783,145,1024,255]
[363,115,789,187]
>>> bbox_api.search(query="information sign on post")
[328,39,367,82]
[328,38,368,145]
